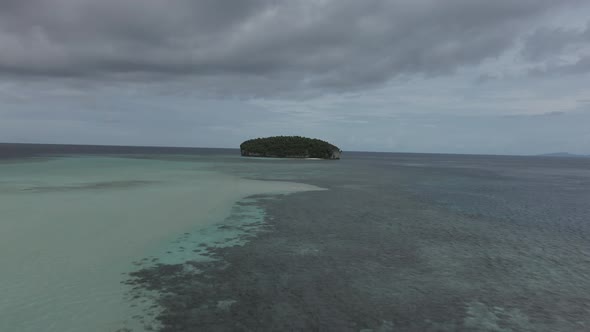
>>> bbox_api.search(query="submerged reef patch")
[123,162,590,331]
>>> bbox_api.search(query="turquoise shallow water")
[0,152,321,332]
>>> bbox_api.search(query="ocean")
[1,144,589,331]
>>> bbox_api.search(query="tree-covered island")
[240,136,341,159]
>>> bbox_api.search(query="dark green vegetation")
[240,136,341,159]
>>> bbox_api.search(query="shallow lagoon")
[2,147,590,331]
[0,154,321,332]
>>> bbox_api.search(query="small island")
[240,136,341,159]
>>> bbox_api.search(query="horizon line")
[2,141,586,158]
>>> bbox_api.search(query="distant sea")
[1,143,590,331]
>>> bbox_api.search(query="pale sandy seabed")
[0,156,322,332]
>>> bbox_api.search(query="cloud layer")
[0,0,584,95]
[524,22,590,76]
[1,1,589,154]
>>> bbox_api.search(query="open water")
[1,144,589,331]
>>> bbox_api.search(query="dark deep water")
[3,144,590,331]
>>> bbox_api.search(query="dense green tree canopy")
[240,136,341,159]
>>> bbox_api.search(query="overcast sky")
[1,0,589,154]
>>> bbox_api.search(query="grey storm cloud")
[523,21,590,76]
[522,22,590,61]
[0,0,584,94]
[529,55,590,77]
